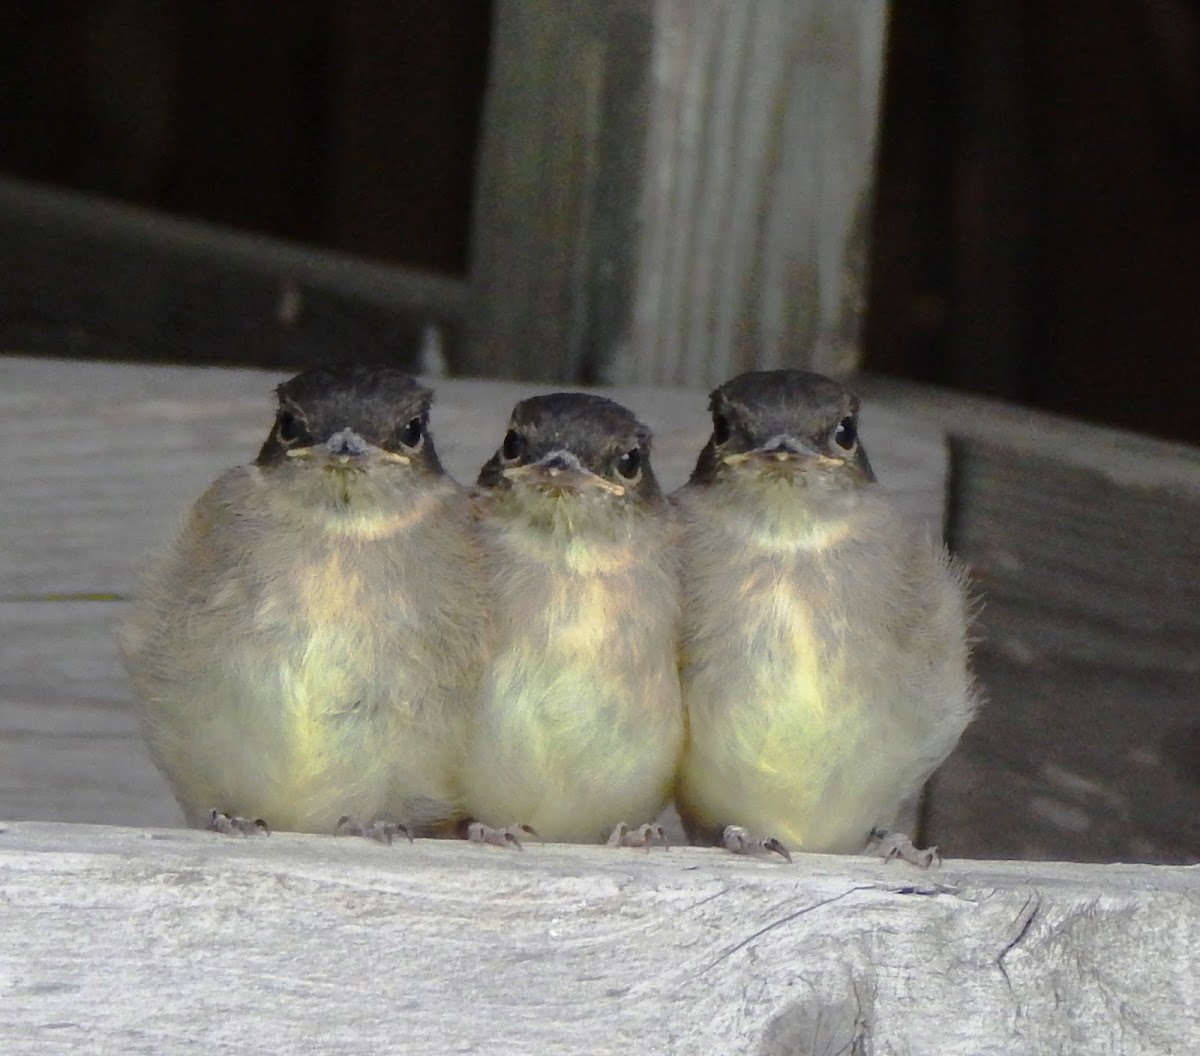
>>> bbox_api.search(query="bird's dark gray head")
[478,392,662,504]
[689,370,875,486]
[255,363,444,476]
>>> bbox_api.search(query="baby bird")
[462,393,684,845]
[673,370,978,862]
[120,364,487,836]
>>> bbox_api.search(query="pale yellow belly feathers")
[675,487,976,855]
[463,532,684,843]
[125,486,481,833]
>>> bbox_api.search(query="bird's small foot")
[607,821,669,850]
[722,824,791,863]
[336,816,412,845]
[868,828,940,868]
[466,821,540,850]
[206,809,269,836]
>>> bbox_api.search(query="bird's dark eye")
[616,446,642,480]
[712,413,732,446]
[833,416,857,451]
[501,429,524,462]
[277,411,303,444]
[396,416,424,450]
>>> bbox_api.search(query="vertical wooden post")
[464,0,889,386]
[463,0,649,382]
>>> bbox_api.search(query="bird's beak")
[723,435,839,470]
[502,450,625,495]
[286,429,410,468]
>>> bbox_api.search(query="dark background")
[1,0,1197,443]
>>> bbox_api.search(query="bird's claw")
[869,828,941,868]
[722,824,791,863]
[607,821,669,850]
[466,821,540,850]
[336,816,413,845]
[207,809,269,836]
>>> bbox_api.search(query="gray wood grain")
[858,374,1200,865]
[0,601,179,828]
[1,822,1197,1056]
[619,0,888,387]
[466,1,888,386]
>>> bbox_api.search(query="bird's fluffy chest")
[485,526,672,710]
[676,490,907,849]
[168,483,453,760]
[469,518,682,837]
[248,540,412,643]
[698,549,854,721]
[481,522,678,743]
[678,489,891,741]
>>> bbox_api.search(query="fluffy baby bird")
[673,370,978,863]
[462,393,684,846]
[120,364,488,837]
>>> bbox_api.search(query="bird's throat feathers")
[688,473,862,554]
[487,486,658,575]
[262,464,450,542]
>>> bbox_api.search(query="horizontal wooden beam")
[857,373,1200,865]
[1,822,1195,1055]
[0,177,466,369]
[857,373,1200,669]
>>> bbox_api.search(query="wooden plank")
[0,357,947,598]
[2,822,1198,1056]
[858,373,1200,864]
[466,0,888,386]
[857,374,1200,664]
[0,177,465,369]
[0,601,179,828]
